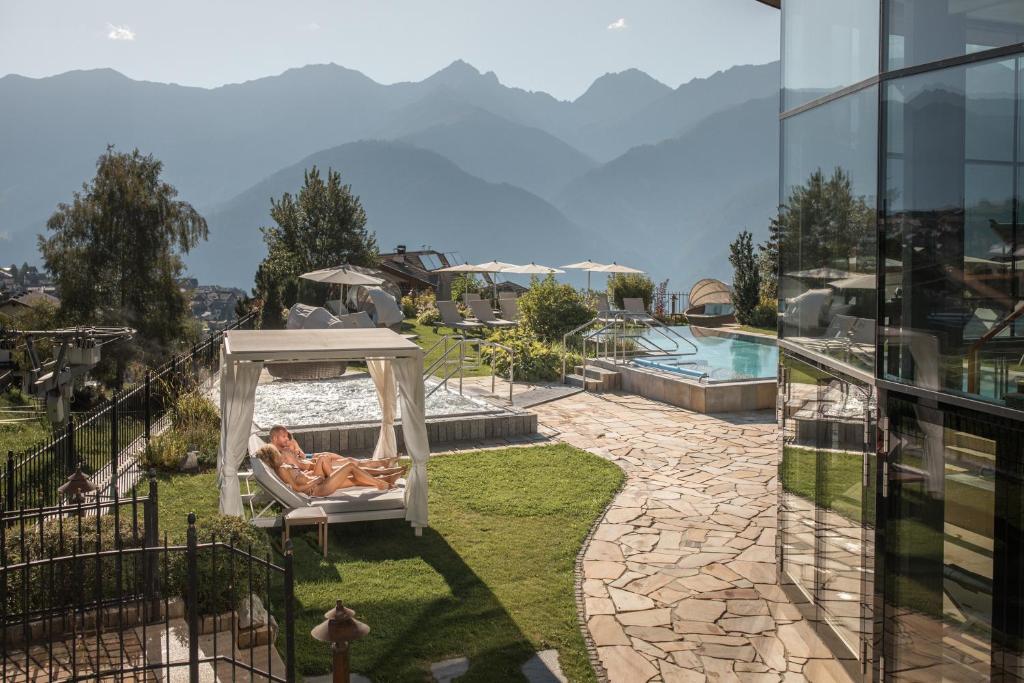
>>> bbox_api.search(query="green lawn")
[0,393,50,456]
[155,444,623,682]
[736,325,778,338]
[403,319,494,378]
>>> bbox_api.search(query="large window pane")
[779,87,878,373]
[782,0,879,109]
[882,57,1024,408]
[888,0,1024,71]
[883,397,1018,681]
[779,353,875,662]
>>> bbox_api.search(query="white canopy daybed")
[217,328,429,534]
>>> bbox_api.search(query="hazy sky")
[1,0,779,100]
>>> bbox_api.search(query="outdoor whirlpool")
[253,373,537,451]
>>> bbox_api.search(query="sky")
[0,0,779,100]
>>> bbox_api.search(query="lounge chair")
[436,300,485,333]
[594,293,618,323]
[244,434,411,529]
[498,290,518,300]
[462,292,482,305]
[498,297,520,322]
[623,297,656,323]
[467,299,517,329]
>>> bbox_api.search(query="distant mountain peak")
[573,68,672,121]
[425,59,500,88]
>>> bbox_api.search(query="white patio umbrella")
[434,263,483,273]
[300,266,383,286]
[300,266,384,313]
[561,259,608,292]
[591,262,645,274]
[503,262,565,275]
[434,260,518,301]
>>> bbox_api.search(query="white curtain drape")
[366,359,398,459]
[217,351,264,516]
[393,356,429,529]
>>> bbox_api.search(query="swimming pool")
[633,327,778,382]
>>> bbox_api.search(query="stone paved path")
[530,391,855,683]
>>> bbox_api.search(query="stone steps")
[572,365,621,392]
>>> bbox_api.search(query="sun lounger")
[594,293,618,323]
[467,299,517,328]
[498,290,518,300]
[462,292,482,305]
[436,300,485,333]
[498,297,519,322]
[245,434,410,529]
[623,297,656,323]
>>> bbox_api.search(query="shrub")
[749,299,778,330]
[483,328,582,382]
[142,389,220,471]
[449,274,484,304]
[518,275,595,343]
[400,294,417,318]
[3,514,144,617]
[170,514,271,615]
[401,289,436,319]
[416,306,441,326]
[607,273,655,310]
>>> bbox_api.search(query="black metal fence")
[3,311,256,510]
[653,291,688,318]
[1,485,294,682]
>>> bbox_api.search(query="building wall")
[776,1,1024,680]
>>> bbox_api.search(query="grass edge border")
[572,449,627,683]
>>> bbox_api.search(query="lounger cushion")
[248,456,407,514]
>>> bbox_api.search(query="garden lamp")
[58,464,97,506]
[311,599,370,683]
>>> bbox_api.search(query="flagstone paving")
[527,391,856,683]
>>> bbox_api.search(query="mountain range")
[0,60,780,290]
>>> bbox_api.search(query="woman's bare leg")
[313,462,387,495]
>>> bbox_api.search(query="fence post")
[284,539,296,683]
[65,418,76,476]
[186,512,199,683]
[5,451,13,511]
[110,392,119,500]
[144,470,160,621]
[144,371,152,444]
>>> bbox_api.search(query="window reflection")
[782,0,879,109]
[780,87,878,372]
[885,399,1002,681]
[888,0,1024,71]
[883,57,1024,408]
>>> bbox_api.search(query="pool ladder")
[561,311,698,386]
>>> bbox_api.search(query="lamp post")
[310,600,370,683]
[58,463,97,507]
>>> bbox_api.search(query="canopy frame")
[217,328,429,533]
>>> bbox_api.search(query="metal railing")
[423,334,515,404]
[561,310,697,385]
[1,489,295,682]
[3,311,257,510]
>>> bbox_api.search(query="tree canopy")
[39,146,208,384]
[253,166,378,327]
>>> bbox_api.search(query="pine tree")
[253,166,379,327]
[729,230,761,325]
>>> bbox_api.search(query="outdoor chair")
[436,300,485,333]
[498,297,520,322]
[468,299,517,328]
[462,292,483,305]
[623,297,656,323]
[595,293,618,323]
[498,290,518,300]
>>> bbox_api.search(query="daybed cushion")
[248,456,407,514]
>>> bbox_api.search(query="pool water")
[253,375,496,428]
[633,327,778,382]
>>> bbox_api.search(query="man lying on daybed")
[268,425,403,479]
[255,444,402,496]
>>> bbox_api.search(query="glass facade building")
[772,1,1024,680]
